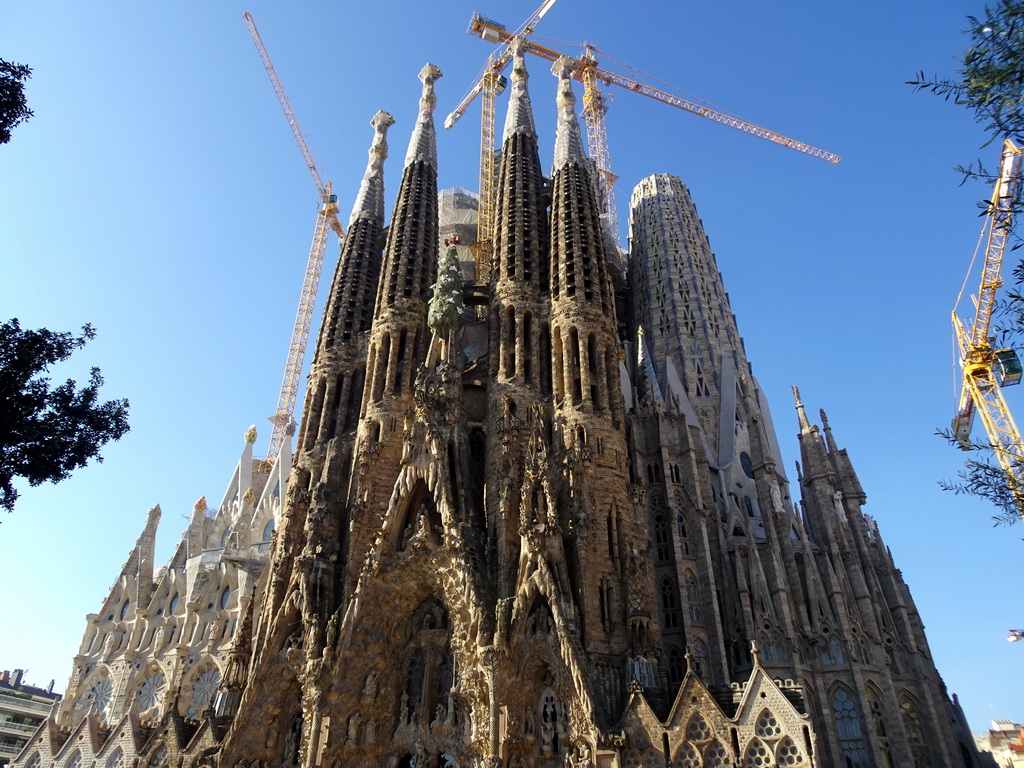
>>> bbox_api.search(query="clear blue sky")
[2,0,1020,734]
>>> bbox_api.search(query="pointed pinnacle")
[503,37,536,140]
[351,110,395,226]
[552,55,586,167]
[792,385,811,432]
[405,64,443,170]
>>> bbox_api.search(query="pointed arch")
[774,736,806,765]
[704,741,733,767]
[754,709,782,740]
[685,712,712,742]
[66,750,83,768]
[82,668,114,724]
[105,748,125,768]
[865,683,894,768]
[180,661,221,719]
[829,684,870,767]
[675,743,701,768]
[743,737,773,766]
[132,663,167,721]
[899,692,933,768]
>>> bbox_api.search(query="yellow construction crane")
[952,138,1024,513]
[446,15,840,261]
[444,1,559,281]
[243,12,344,469]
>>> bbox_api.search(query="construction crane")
[952,138,1024,514]
[446,15,840,261]
[244,12,344,470]
[444,1,559,281]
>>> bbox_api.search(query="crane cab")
[996,348,1023,387]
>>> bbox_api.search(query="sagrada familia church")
[14,46,984,768]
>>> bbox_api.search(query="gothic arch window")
[659,576,680,629]
[743,738,772,766]
[689,639,709,676]
[653,513,671,562]
[106,748,125,768]
[220,585,232,610]
[66,751,82,768]
[220,526,231,548]
[831,686,870,767]
[704,741,733,767]
[829,635,845,665]
[866,685,894,768]
[686,713,712,742]
[676,744,701,768]
[135,667,167,718]
[184,663,221,718]
[169,593,180,615]
[774,737,806,765]
[755,710,782,740]
[666,645,685,687]
[899,693,933,768]
[25,754,40,768]
[84,672,113,723]
[683,570,700,623]
[400,600,453,729]
[262,519,275,542]
[119,599,130,620]
[147,744,169,768]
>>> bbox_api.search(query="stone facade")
[17,52,982,768]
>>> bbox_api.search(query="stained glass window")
[832,688,870,767]
[686,714,712,741]
[705,742,732,767]
[186,667,221,717]
[775,737,805,765]
[148,744,169,768]
[86,677,113,721]
[67,751,82,768]
[107,748,125,768]
[137,672,166,712]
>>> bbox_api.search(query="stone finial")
[350,110,396,226]
[552,55,586,167]
[244,425,258,444]
[404,64,443,170]
[503,38,536,140]
[792,385,811,432]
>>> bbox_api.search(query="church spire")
[503,38,536,140]
[552,55,586,167]
[404,63,442,170]
[349,110,395,226]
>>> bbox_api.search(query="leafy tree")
[0,59,33,144]
[911,0,1024,522]
[0,319,130,514]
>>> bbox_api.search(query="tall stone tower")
[14,56,982,768]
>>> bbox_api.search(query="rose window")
[86,677,113,720]
[137,672,166,712]
[186,667,221,717]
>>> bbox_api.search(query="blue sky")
[2,0,1021,733]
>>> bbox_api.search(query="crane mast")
[952,139,1024,514]
[244,12,344,468]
